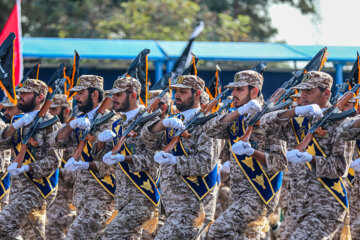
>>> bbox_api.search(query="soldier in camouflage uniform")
[203,70,287,239]
[0,97,20,212]
[92,77,162,240]
[141,75,221,239]
[46,94,76,239]
[333,96,360,239]
[260,71,355,239]
[55,75,118,239]
[0,79,62,239]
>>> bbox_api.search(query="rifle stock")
[111,136,126,155]
[163,136,180,153]
[295,133,314,152]
[72,140,87,160]
[239,125,254,142]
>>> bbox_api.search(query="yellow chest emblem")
[101,175,115,188]
[253,174,266,189]
[331,180,345,197]
[242,157,255,171]
[140,179,154,193]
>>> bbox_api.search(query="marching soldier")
[141,75,221,239]
[93,77,162,239]
[0,97,20,212]
[333,95,360,239]
[0,79,62,239]
[203,70,287,239]
[260,71,355,239]
[46,94,76,239]
[54,75,117,239]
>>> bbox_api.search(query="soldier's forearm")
[56,124,73,141]
[278,109,296,120]
[2,125,16,139]
[149,120,165,133]
[251,150,267,166]
[124,156,133,164]
[220,110,240,123]
[351,118,360,129]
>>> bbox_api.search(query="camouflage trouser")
[101,197,155,240]
[45,199,76,240]
[207,195,267,240]
[66,198,114,240]
[0,192,47,240]
[281,214,342,240]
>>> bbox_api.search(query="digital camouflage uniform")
[333,116,360,239]
[54,75,118,240]
[46,94,76,240]
[0,118,11,212]
[0,79,63,240]
[204,70,287,240]
[141,75,221,240]
[95,77,161,240]
[260,71,355,240]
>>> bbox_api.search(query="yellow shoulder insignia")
[140,179,154,194]
[294,116,304,127]
[187,176,200,186]
[253,174,266,189]
[242,156,255,171]
[101,175,114,188]
[331,180,345,197]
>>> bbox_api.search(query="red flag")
[0,0,22,86]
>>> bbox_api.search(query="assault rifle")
[163,88,230,153]
[110,92,167,155]
[14,78,67,167]
[275,47,328,105]
[296,84,360,152]
[71,96,115,160]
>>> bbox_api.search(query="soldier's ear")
[250,87,259,99]
[92,90,99,103]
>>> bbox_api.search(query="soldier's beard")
[175,95,195,112]
[114,95,130,113]
[78,94,94,113]
[233,92,251,108]
[18,95,37,113]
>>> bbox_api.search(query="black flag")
[205,65,221,100]
[252,61,267,75]
[0,33,17,105]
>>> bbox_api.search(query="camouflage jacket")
[55,109,118,208]
[0,112,62,204]
[140,111,221,211]
[204,113,287,211]
[260,108,355,222]
[93,106,160,209]
[0,120,12,205]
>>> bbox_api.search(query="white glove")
[12,112,37,130]
[7,163,29,176]
[69,118,91,130]
[350,158,360,172]
[232,141,255,156]
[154,151,177,165]
[220,161,230,173]
[98,130,116,143]
[295,104,323,119]
[237,100,262,116]
[102,151,125,165]
[286,149,313,164]
[162,118,185,129]
[64,158,89,172]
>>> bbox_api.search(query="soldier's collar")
[124,107,141,124]
[86,106,99,121]
[181,107,201,122]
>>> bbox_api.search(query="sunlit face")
[49,106,61,116]
[18,92,37,113]
[300,88,326,106]
[340,102,355,112]
[112,92,130,112]
[4,106,20,123]
[174,88,195,112]
[231,86,251,108]
[74,89,93,113]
